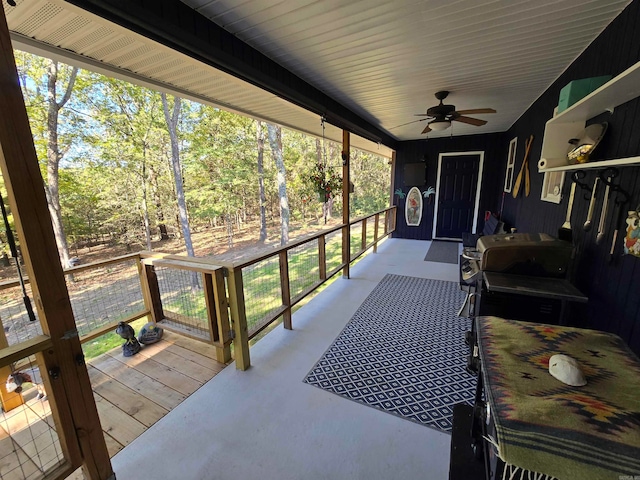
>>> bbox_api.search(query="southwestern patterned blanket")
[477,316,640,480]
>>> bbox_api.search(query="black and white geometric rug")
[303,274,475,433]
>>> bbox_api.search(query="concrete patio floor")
[112,238,463,480]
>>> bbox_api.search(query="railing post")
[137,258,164,324]
[226,267,250,370]
[392,206,397,231]
[318,235,327,281]
[361,218,367,252]
[204,271,232,363]
[279,251,292,330]
[384,210,389,236]
[373,213,380,253]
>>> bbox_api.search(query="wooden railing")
[0,207,396,372]
[224,206,396,369]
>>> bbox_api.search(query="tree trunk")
[226,213,233,249]
[141,149,152,250]
[161,93,199,289]
[45,61,77,268]
[267,124,289,246]
[151,166,169,240]
[256,121,267,242]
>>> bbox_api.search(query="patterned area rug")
[304,274,475,433]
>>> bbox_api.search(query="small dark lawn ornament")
[116,321,141,357]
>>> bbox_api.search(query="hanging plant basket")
[318,191,328,203]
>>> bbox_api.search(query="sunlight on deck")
[88,331,226,455]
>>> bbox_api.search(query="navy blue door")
[435,153,482,239]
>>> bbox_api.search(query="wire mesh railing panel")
[287,242,319,299]
[242,257,282,337]
[325,230,343,273]
[155,267,209,340]
[366,217,375,246]
[0,284,42,347]
[66,259,145,338]
[350,222,363,259]
[0,354,66,480]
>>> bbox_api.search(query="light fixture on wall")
[428,120,451,131]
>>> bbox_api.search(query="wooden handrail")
[139,251,233,269]
[241,207,396,341]
[64,252,140,275]
[141,256,223,273]
[0,252,141,291]
[0,335,53,370]
[231,206,395,269]
[0,207,396,375]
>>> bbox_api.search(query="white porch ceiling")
[4,0,392,157]
[182,0,631,139]
[3,0,632,148]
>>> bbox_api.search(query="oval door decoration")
[405,187,423,226]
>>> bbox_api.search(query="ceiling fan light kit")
[428,120,451,131]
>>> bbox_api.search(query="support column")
[0,6,112,478]
[342,130,350,279]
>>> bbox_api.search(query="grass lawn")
[80,224,375,360]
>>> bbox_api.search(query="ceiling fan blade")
[389,118,427,130]
[455,108,496,115]
[421,125,432,134]
[414,114,431,117]
[454,116,487,126]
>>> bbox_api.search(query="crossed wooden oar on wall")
[512,134,534,198]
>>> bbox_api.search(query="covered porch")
[110,238,461,480]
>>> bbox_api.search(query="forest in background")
[2,50,391,269]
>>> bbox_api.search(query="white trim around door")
[432,151,485,240]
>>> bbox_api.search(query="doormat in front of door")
[424,241,459,263]
[303,274,474,433]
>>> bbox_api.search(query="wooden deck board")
[161,330,219,360]
[135,341,218,383]
[104,350,202,396]
[89,354,186,411]
[103,432,124,458]
[157,340,227,371]
[93,393,147,448]
[87,366,168,427]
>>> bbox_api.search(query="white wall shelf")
[538,60,640,173]
[538,156,640,173]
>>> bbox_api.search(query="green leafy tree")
[161,93,198,288]
[16,52,80,267]
[89,77,166,249]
